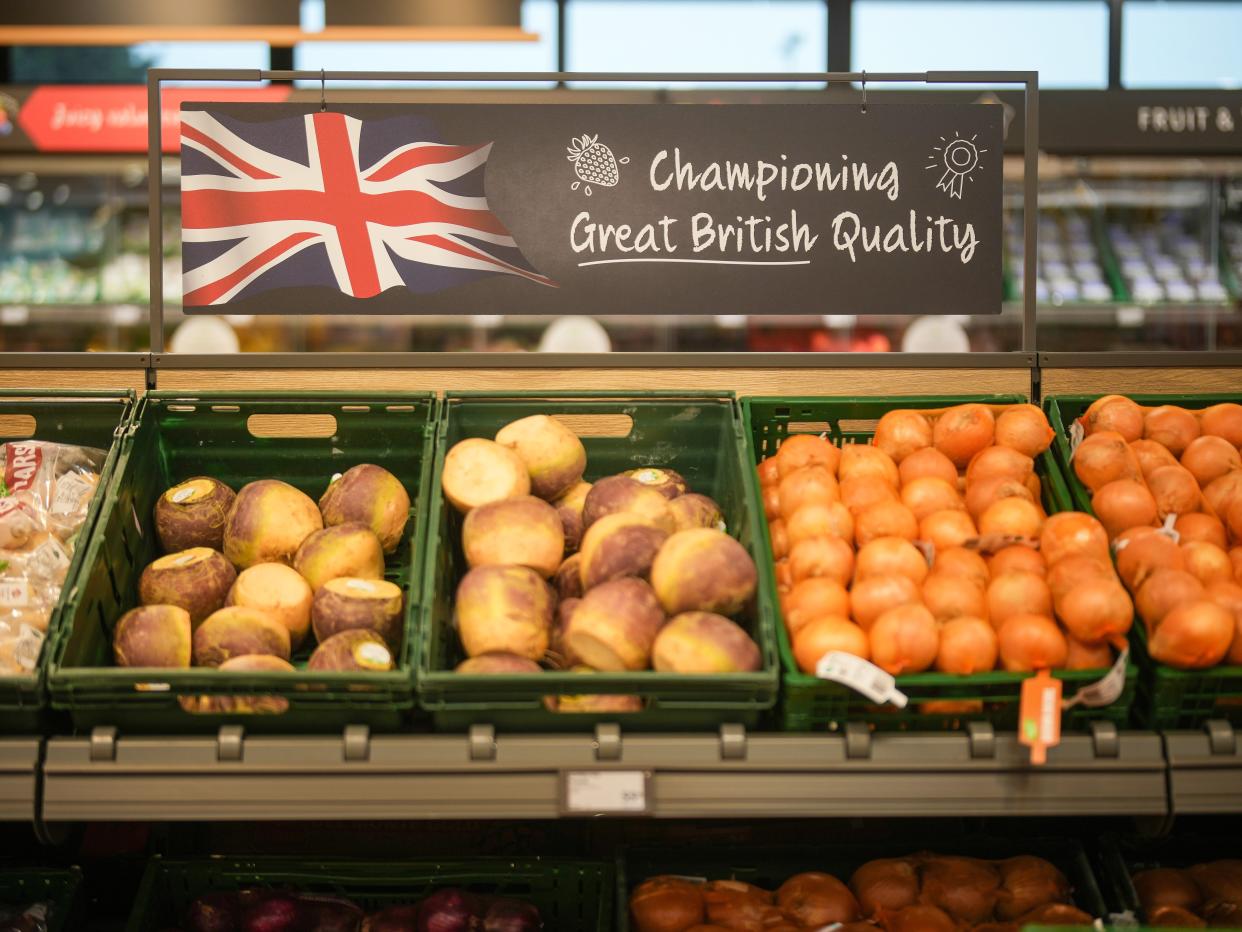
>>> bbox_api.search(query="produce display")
[441,413,762,710]
[168,886,543,931]
[629,852,1092,932]
[757,402,1133,687]
[1006,211,1114,304]
[1107,214,1229,304]
[0,439,105,675]
[1131,859,1242,928]
[1071,396,1242,669]
[109,463,410,685]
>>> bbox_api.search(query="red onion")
[363,906,420,932]
[241,895,302,932]
[482,899,542,932]
[186,892,239,932]
[417,889,479,932]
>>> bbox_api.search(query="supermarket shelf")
[40,726,1168,822]
[0,739,40,822]
[1164,722,1242,815]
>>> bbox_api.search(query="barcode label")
[816,651,908,708]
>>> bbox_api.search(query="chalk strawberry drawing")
[567,134,630,195]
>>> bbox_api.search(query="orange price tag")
[1019,669,1062,765]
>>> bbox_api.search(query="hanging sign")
[179,102,1003,316]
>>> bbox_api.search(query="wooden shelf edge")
[0,25,540,46]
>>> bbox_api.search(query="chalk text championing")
[568,148,980,265]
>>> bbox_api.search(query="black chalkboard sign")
[179,102,1003,316]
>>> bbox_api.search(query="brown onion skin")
[918,857,1000,925]
[1174,514,1228,550]
[1149,601,1235,669]
[1145,406,1201,456]
[1117,532,1185,591]
[1201,403,1242,447]
[1015,903,1094,926]
[995,856,1071,921]
[1133,868,1203,914]
[776,872,861,927]
[852,859,921,918]
[1187,860,1242,907]
[885,903,958,932]
[1148,905,1206,927]
[1131,439,1180,478]
[1088,396,1145,442]
[630,876,707,932]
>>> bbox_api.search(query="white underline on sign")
[576,258,812,267]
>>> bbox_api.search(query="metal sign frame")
[145,68,1040,370]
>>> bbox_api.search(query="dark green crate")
[1096,834,1242,928]
[1046,392,1242,731]
[617,838,1107,931]
[0,390,133,734]
[0,866,83,931]
[743,395,1137,733]
[49,391,436,734]
[126,855,613,932]
[417,391,779,732]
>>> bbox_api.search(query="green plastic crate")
[1096,834,1242,929]
[617,838,1107,932]
[743,395,1137,732]
[417,391,779,732]
[1046,392,1242,731]
[0,390,133,734]
[126,855,613,932]
[49,391,436,734]
[0,866,83,931]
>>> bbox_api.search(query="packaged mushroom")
[0,440,107,675]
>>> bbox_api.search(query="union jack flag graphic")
[180,109,555,308]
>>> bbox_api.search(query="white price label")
[815,651,908,708]
[30,537,70,577]
[51,472,94,515]
[1064,647,1129,709]
[0,578,30,608]
[561,770,649,815]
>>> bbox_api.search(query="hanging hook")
[860,70,867,114]
[320,69,327,112]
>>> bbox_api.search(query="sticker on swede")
[178,102,1004,317]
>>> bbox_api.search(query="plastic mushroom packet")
[0,440,107,675]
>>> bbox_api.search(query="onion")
[1136,569,1205,629]
[1057,578,1133,644]
[989,544,1046,577]
[1233,547,1242,584]
[758,457,780,488]
[776,872,860,926]
[1040,512,1111,566]
[900,447,960,487]
[965,476,1035,523]
[887,904,957,932]
[933,404,996,468]
[1228,496,1242,544]
[1148,905,1206,927]
[1132,867,1202,913]
[1204,471,1242,520]
[924,573,988,625]
[784,577,852,635]
[1201,403,1242,446]
[1093,479,1159,540]
[1015,903,1094,926]
[997,614,1068,671]
[789,536,855,586]
[902,477,964,522]
[995,404,1055,457]
[979,497,1044,539]
[778,465,840,520]
[934,546,991,587]
[1075,431,1142,493]
[775,559,793,591]
[875,410,934,464]
[869,604,939,674]
[1174,513,1228,549]
[851,574,922,631]
[762,485,781,521]
[703,881,776,931]
[417,889,479,932]
[1065,634,1113,669]
[919,857,1000,925]
[967,446,1035,486]
[1026,474,1043,502]
[1147,465,1202,520]
[1149,600,1234,668]
[840,442,900,487]
[1183,540,1234,586]
[768,519,789,560]
[1087,395,1145,441]
[1187,860,1242,909]
[995,856,1071,920]
[935,616,998,673]
[988,571,1052,628]
[777,433,840,478]
[842,475,901,516]
[1131,439,1181,478]
[1145,405,1201,456]
[1048,556,1116,604]
[1116,531,1184,591]
[794,616,870,673]
[857,500,920,546]
[856,537,930,585]
[1181,435,1242,488]
[483,899,541,932]
[787,502,855,549]
[850,859,919,918]
[1205,580,1242,664]
[920,510,978,552]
